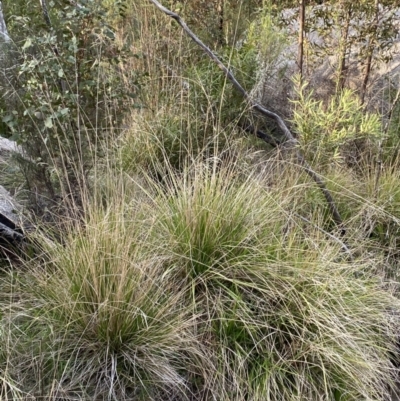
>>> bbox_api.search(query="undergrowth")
[0,1,399,400]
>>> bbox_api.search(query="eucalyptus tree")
[0,1,9,42]
[279,0,400,103]
[0,0,133,206]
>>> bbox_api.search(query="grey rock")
[0,185,25,246]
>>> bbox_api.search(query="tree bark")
[360,0,379,105]
[337,3,352,91]
[297,0,306,78]
[0,1,10,42]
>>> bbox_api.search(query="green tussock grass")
[144,161,399,400]
[0,161,398,400]
[0,197,208,399]
[0,1,399,400]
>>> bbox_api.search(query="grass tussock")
[0,162,398,400]
[0,196,208,400]
[147,162,399,400]
[0,1,400,400]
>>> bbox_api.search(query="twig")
[148,0,345,232]
[294,213,352,260]
[0,221,24,243]
[384,84,400,136]
[39,0,52,28]
[238,122,283,147]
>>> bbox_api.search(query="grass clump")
[145,163,399,401]
[0,195,207,400]
[150,164,273,279]
[0,1,399,400]
[1,162,397,401]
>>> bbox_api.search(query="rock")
[0,137,20,153]
[0,185,26,251]
[0,1,10,43]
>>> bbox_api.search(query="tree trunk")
[297,0,306,78]
[337,3,352,92]
[216,0,224,45]
[0,1,10,42]
[360,0,379,105]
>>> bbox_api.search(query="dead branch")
[147,0,344,232]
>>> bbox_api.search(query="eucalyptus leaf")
[2,115,13,123]
[22,37,32,50]
[44,117,53,129]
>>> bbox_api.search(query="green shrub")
[1,0,137,202]
[292,75,383,167]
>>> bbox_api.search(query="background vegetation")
[0,0,400,400]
